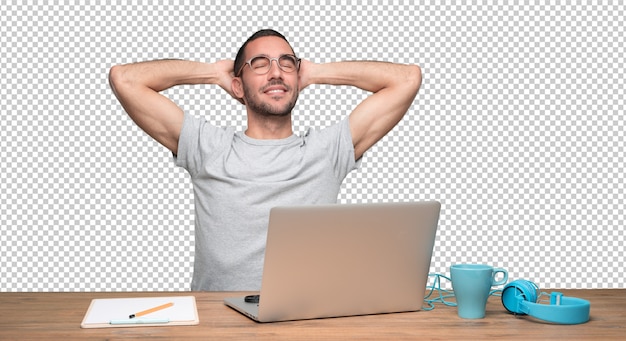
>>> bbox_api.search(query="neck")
[245,113,293,139]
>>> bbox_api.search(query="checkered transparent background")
[1,2,624,291]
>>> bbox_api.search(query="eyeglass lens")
[249,55,298,74]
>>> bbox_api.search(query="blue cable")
[423,273,503,311]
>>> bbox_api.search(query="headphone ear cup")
[501,279,538,314]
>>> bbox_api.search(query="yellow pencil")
[129,302,174,319]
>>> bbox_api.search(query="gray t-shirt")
[174,113,359,291]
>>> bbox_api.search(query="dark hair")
[234,29,295,76]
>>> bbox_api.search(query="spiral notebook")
[81,296,199,328]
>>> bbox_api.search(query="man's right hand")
[214,59,244,105]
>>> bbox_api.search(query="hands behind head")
[297,59,314,92]
[214,59,245,105]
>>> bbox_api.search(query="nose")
[267,59,283,78]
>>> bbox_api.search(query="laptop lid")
[225,201,440,322]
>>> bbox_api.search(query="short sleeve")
[174,112,235,177]
[307,118,361,181]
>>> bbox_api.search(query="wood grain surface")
[0,289,624,340]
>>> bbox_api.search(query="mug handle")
[492,268,508,286]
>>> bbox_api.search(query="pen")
[110,318,170,325]
[129,302,174,319]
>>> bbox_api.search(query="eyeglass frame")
[236,54,302,77]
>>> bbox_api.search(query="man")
[109,29,422,291]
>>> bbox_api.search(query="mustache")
[261,80,292,92]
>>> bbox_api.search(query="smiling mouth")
[262,81,290,96]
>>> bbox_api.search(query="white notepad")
[81,296,199,328]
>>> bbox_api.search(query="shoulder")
[177,112,237,166]
[302,118,355,160]
[181,112,236,140]
[304,118,351,142]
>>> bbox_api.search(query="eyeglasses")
[237,54,301,76]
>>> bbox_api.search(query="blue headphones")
[501,279,590,324]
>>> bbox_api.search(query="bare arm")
[108,59,237,154]
[299,60,422,160]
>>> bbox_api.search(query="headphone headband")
[501,280,590,325]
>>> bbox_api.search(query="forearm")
[303,61,422,94]
[109,59,223,93]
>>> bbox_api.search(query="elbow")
[406,64,423,94]
[108,64,139,95]
[108,64,126,92]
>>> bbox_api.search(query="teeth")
[268,89,284,93]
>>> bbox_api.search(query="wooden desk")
[0,290,624,340]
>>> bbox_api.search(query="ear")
[231,77,245,104]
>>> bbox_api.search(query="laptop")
[224,201,441,322]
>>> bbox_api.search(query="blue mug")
[450,264,508,319]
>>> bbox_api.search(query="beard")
[243,80,299,117]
